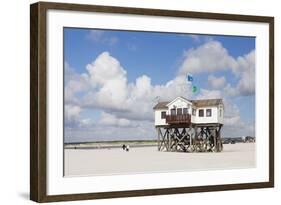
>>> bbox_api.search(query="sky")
[64,27,255,143]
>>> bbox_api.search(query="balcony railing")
[165,114,191,124]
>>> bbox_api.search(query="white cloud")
[99,112,132,127]
[64,40,255,141]
[208,75,226,89]
[64,62,90,104]
[178,40,236,75]
[223,83,238,97]
[65,48,254,126]
[222,99,255,138]
[222,122,255,138]
[84,52,128,110]
[223,50,256,96]
[65,105,81,120]
[64,104,82,128]
[236,50,255,95]
[80,52,193,121]
[64,105,98,129]
[65,120,155,142]
[197,88,222,99]
[178,40,255,96]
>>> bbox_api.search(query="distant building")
[243,136,255,143]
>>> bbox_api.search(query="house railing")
[165,114,191,124]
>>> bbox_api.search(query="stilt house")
[153,96,224,152]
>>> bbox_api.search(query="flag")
[192,85,198,93]
[187,74,193,82]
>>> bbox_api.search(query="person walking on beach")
[125,145,130,152]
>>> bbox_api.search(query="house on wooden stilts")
[153,96,224,152]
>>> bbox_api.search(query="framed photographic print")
[30,1,274,202]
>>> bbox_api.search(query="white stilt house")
[153,96,224,152]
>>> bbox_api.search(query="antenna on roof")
[153,96,160,103]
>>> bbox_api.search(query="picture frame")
[30,1,274,202]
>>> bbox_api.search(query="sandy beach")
[64,143,255,177]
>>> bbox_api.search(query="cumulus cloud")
[223,50,255,96]
[223,83,238,97]
[178,40,255,96]
[197,88,222,99]
[65,48,254,123]
[64,52,193,134]
[64,62,90,104]
[235,50,255,95]
[65,120,156,142]
[79,52,193,122]
[98,112,132,127]
[223,100,255,138]
[64,105,82,128]
[84,52,128,110]
[208,75,226,89]
[64,40,255,141]
[178,40,236,75]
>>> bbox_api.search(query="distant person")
[125,145,130,152]
[122,144,126,151]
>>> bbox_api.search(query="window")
[177,108,182,115]
[183,108,188,115]
[219,105,223,117]
[206,109,212,117]
[199,109,204,117]
[161,111,166,119]
[171,109,176,116]
[192,108,196,116]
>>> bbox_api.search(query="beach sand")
[64,143,255,177]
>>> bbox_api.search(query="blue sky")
[64,27,255,142]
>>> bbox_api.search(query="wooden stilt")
[156,124,223,153]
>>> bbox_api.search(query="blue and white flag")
[187,74,193,82]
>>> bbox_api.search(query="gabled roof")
[166,96,192,107]
[153,101,169,110]
[191,99,223,107]
[153,97,223,110]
